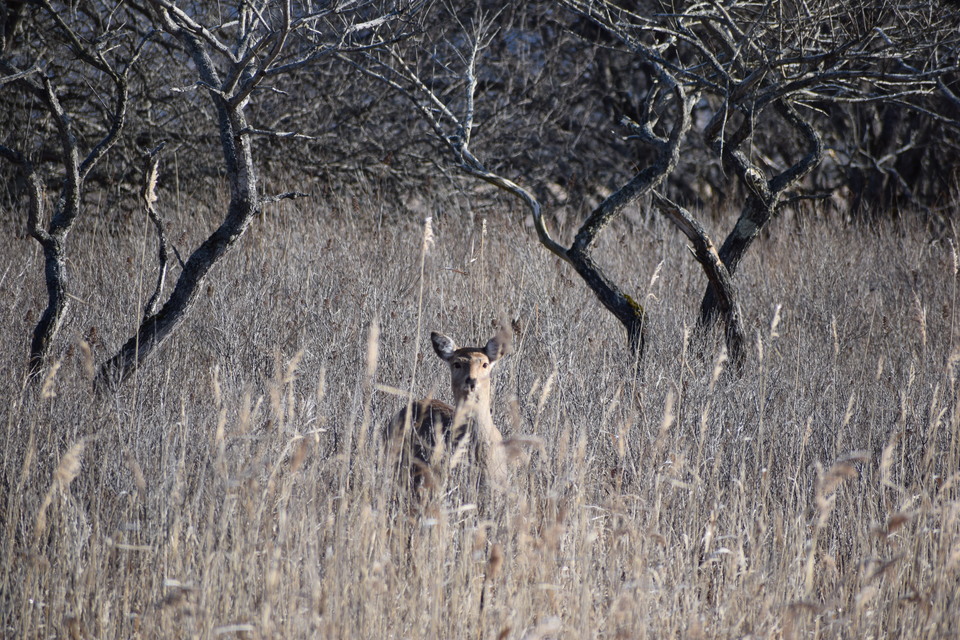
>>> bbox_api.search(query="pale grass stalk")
[1,421,35,600]
[123,446,147,494]
[410,216,434,386]
[770,303,782,339]
[697,346,727,468]
[357,318,380,455]
[34,438,86,540]
[756,327,767,446]
[913,290,927,353]
[284,351,304,425]
[533,368,557,433]
[949,238,958,352]
[471,218,488,332]
[676,324,690,426]
[839,391,856,441]
[804,457,859,597]
[653,389,676,464]
[921,384,945,475]
[948,241,960,476]
[950,355,960,477]
[40,357,62,399]
[794,416,814,481]
[395,216,436,479]
[212,366,227,477]
[79,339,94,381]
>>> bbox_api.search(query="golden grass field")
[1,192,958,639]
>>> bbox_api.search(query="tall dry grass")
[1,190,958,639]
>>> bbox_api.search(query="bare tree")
[0,0,151,376]
[563,1,960,326]
[97,0,419,389]
[351,5,746,360]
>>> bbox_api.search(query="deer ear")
[483,333,510,364]
[484,317,515,364]
[431,332,457,361]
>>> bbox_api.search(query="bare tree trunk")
[652,192,745,364]
[1,10,141,377]
[700,100,823,326]
[566,249,647,354]
[0,145,59,376]
[97,196,257,389]
[97,28,260,388]
[698,195,770,326]
[356,7,696,358]
[1,88,84,377]
[30,237,69,373]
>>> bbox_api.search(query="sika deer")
[386,327,512,496]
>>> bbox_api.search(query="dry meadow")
[1,192,959,639]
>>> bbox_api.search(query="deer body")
[386,330,510,495]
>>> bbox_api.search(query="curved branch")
[769,101,824,194]
[699,98,824,325]
[572,82,693,254]
[458,149,568,264]
[652,192,744,364]
[97,194,259,390]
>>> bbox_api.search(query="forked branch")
[700,98,823,325]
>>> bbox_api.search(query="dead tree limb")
[651,191,744,365]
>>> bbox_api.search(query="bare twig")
[142,144,170,319]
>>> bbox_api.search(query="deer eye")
[452,363,461,369]
[482,362,488,368]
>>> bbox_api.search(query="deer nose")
[465,378,477,391]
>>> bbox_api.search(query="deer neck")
[453,384,499,443]
[453,380,507,491]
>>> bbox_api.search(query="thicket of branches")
[2,0,959,383]
[6,2,957,216]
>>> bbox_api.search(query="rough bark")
[699,100,823,325]
[652,192,745,365]
[97,18,260,389]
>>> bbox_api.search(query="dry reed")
[0,193,958,638]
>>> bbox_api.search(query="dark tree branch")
[263,191,309,204]
[141,144,169,319]
[652,191,744,365]
[699,98,824,325]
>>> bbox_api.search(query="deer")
[385,326,512,498]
